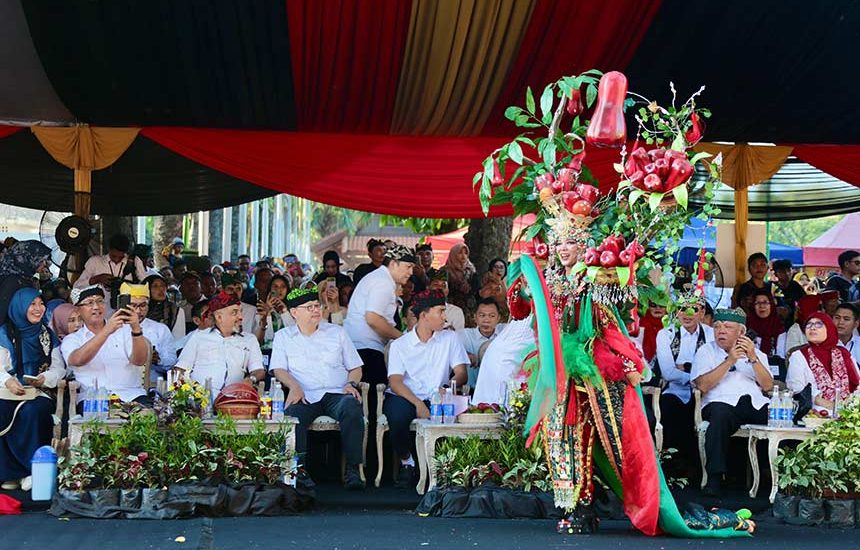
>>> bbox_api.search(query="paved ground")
[0,484,852,550]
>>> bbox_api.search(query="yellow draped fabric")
[31,125,139,216]
[693,143,793,283]
[390,0,536,136]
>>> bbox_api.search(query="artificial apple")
[534,173,554,191]
[557,168,576,189]
[600,250,619,267]
[584,248,601,266]
[654,158,670,178]
[570,200,593,216]
[551,178,564,195]
[574,183,599,204]
[643,173,663,192]
[539,187,554,203]
[561,191,581,212]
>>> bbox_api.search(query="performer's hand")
[415,402,431,419]
[625,371,642,387]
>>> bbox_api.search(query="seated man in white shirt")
[471,314,534,406]
[383,290,468,488]
[174,291,265,393]
[220,273,260,336]
[458,298,506,387]
[691,308,773,496]
[655,296,714,471]
[428,273,465,331]
[124,283,178,383]
[61,285,150,411]
[833,302,860,365]
[270,287,365,491]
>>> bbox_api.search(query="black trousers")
[660,393,696,461]
[286,392,364,466]
[382,393,428,457]
[702,395,768,477]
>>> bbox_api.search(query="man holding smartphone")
[691,308,774,496]
[61,285,151,412]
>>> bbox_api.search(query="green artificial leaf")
[689,151,712,166]
[504,106,522,121]
[615,266,631,286]
[571,261,586,275]
[586,84,598,108]
[542,141,556,165]
[525,222,544,240]
[509,141,524,165]
[648,191,664,212]
[526,87,535,115]
[628,187,645,205]
[483,157,495,181]
[516,136,536,147]
[672,184,689,209]
[540,84,554,123]
[472,172,482,187]
[586,265,601,281]
[671,133,686,152]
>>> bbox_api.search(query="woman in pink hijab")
[50,303,82,340]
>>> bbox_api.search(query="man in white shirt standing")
[61,285,150,410]
[457,297,506,386]
[174,291,265,393]
[124,283,178,384]
[384,290,468,488]
[833,302,860,365]
[344,245,415,388]
[471,314,534,406]
[270,287,365,490]
[655,296,713,473]
[73,234,148,314]
[691,308,773,496]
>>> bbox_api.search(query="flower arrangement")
[58,414,294,491]
[154,376,210,424]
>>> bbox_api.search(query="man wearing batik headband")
[61,284,151,411]
[691,308,773,496]
[384,290,469,488]
[344,245,416,388]
[219,272,261,336]
[123,283,177,383]
[174,291,265,393]
[655,293,713,472]
[270,286,365,490]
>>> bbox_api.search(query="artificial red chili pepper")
[566,88,583,116]
[685,112,704,145]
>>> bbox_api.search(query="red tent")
[426,215,536,267]
[803,213,860,268]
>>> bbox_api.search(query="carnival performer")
[475,70,754,538]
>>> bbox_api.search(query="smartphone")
[117,293,131,311]
[326,277,336,286]
[22,374,39,384]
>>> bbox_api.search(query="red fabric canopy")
[0,126,21,139]
[793,145,860,189]
[141,127,624,218]
[482,0,662,136]
[286,0,411,133]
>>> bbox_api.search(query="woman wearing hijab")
[50,303,82,341]
[0,288,65,491]
[787,312,860,412]
[0,240,52,327]
[748,289,786,376]
[440,243,478,325]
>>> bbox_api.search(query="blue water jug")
[30,445,57,501]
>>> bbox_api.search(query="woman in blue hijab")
[0,287,65,491]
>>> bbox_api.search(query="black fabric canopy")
[0,130,273,215]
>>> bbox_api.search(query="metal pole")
[250,200,260,260]
[238,203,248,255]
[261,198,270,258]
[274,195,283,256]
[222,207,232,262]
[136,216,146,244]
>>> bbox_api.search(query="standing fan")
[39,211,95,275]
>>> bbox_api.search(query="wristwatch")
[348,381,360,391]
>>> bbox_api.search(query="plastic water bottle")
[442,386,455,424]
[30,446,57,501]
[767,391,777,427]
[430,388,444,424]
[202,377,214,419]
[778,390,790,427]
[271,382,285,421]
[96,380,109,419]
[82,384,95,420]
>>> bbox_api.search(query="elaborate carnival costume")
[475,71,754,537]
